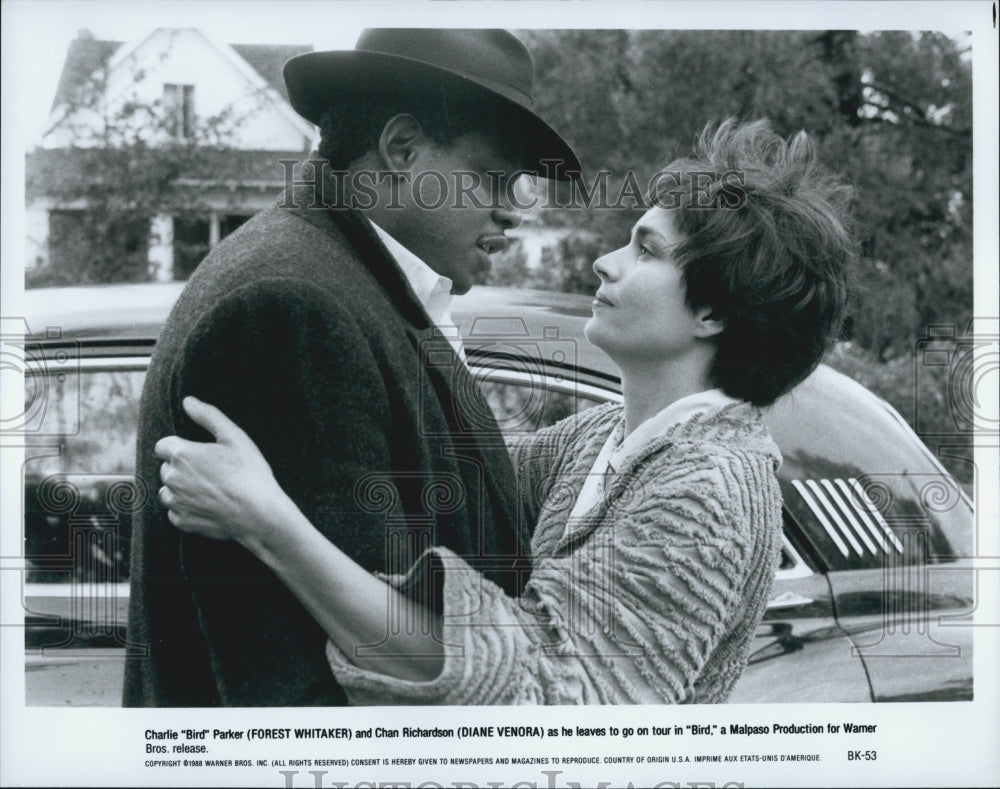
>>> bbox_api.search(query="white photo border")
[2,2,997,787]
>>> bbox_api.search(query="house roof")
[51,35,123,110]
[230,44,313,102]
[51,31,312,110]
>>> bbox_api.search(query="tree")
[495,29,971,363]
[483,30,973,482]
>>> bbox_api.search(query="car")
[16,282,974,705]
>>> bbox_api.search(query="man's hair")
[657,119,857,406]
[317,77,523,170]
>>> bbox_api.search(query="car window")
[24,366,144,584]
[782,474,971,573]
[475,374,605,435]
[767,370,973,572]
[22,359,612,586]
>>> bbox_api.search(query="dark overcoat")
[123,180,528,706]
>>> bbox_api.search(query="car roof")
[24,282,186,341]
[23,282,621,378]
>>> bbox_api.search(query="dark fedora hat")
[283,28,580,180]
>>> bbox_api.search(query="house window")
[47,210,90,272]
[47,209,150,284]
[172,213,254,279]
[163,83,195,139]
[221,214,252,237]
[172,216,210,279]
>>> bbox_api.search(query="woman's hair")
[317,78,522,170]
[657,119,857,406]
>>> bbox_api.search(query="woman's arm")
[330,438,784,706]
[156,397,443,682]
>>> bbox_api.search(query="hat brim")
[284,50,581,181]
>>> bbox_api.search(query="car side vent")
[791,478,904,558]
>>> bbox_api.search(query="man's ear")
[377,114,425,170]
[693,306,726,339]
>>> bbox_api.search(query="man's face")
[389,132,523,295]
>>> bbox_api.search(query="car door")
[761,365,975,703]
[729,527,874,703]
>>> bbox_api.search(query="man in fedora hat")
[124,29,579,706]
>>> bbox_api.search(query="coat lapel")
[282,174,430,328]
[406,327,522,546]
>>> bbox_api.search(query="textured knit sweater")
[326,400,784,704]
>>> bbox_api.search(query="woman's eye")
[637,245,650,257]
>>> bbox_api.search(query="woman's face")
[585,207,715,364]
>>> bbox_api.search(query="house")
[25,28,316,284]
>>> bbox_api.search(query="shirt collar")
[369,220,454,327]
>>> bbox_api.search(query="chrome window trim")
[845,477,904,553]
[25,581,131,597]
[805,478,866,556]
[29,356,151,372]
[820,478,880,556]
[832,478,889,554]
[33,356,623,397]
[792,477,906,562]
[468,363,623,404]
[792,479,851,557]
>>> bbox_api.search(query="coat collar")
[280,171,432,331]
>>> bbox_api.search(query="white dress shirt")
[566,388,743,529]
[370,221,465,360]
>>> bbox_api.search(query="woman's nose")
[592,249,620,280]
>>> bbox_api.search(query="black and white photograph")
[1,1,997,787]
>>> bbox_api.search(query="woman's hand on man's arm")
[155,396,292,555]
[155,396,445,683]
